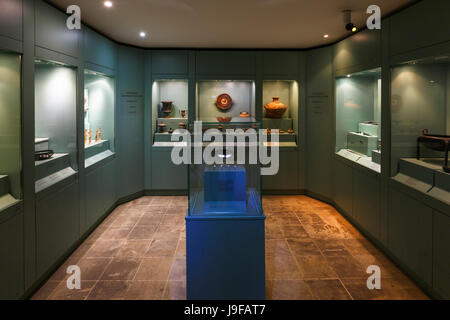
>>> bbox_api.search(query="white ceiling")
[48,0,417,49]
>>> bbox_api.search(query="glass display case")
[262,80,299,146]
[0,51,22,210]
[84,69,115,166]
[335,68,382,172]
[391,54,450,202]
[187,118,262,217]
[195,80,256,122]
[34,59,77,193]
[152,79,189,144]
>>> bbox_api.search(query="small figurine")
[84,129,87,145]
[89,129,92,144]
[95,130,98,143]
[98,128,102,141]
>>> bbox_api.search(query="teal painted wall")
[0,51,22,199]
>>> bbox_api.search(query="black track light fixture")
[343,10,358,33]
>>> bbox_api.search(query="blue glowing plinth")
[204,165,247,214]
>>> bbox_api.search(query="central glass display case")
[335,68,382,172]
[84,69,115,166]
[34,59,78,193]
[0,50,22,210]
[187,118,263,217]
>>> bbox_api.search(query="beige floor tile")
[145,240,178,257]
[87,281,130,300]
[295,255,337,280]
[266,280,313,300]
[85,240,124,258]
[128,225,158,240]
[287,239,322,256]
[134,257,173,281]
[305,279,351,300]
[115,240,151,258]
[125,281,166,300]
[48,281,96,300]
[101,257,141,280]
[163,281,187,300]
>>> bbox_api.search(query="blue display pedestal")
[186,164,265,300]
[186,215,265,300]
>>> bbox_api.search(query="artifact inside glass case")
[152,79,189,144]
[35,59,77,193]
[336,68,382,171]
[84,70,115,165]
[196,80,256,121]
[188,118,263,217]
[262,80,299,146]
[391,54,450,178]
[0,51,22,209]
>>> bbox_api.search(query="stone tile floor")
[32,195,429,300]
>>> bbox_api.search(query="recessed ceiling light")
[139,31,147,38]
[104,1,113,8]
[346,74,351,78]
[323,34,329,38]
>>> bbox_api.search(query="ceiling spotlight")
[343,10,358,33]
[104,1,113,8]
[346,74,351,78]
[323,34,329,38]
[139,31,147,38]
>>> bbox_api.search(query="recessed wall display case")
[262,80,299,146]
[34,59,78,194]
[335,68,382,172]
[0,51,22,211]
[186,118,265,300]
[84,69,115,166]
[196,80,256,122]
[152,79,189,145]
[391,55,450,205]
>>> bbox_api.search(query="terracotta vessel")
[217,117,232,123]
[240,111,250,118]
[161,101,173,118]
[180,110,186,118]
[179,122,187,130]
[288,129,294,134]
[157,123,167,133]
[264,97,287,119]
[216,94,233,111]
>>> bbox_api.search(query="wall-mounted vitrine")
[196,80,256,122]
[391,55,450,203]
[34,59,77,193]
[336,68,382,172]
[0,51,22,210]
[262,80,299,146]
[84,69,115,166]
[152,79,189,144]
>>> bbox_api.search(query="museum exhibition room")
[0,0,449,303]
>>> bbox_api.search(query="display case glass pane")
[196,80,256,121]
[336,68,382,172]
[34,59,77,193]
[188,118,262,217]
[391,54,450,176]
[262,80,299,146]
[152,79,188,145]
[0,51,22,208]
[84,69,115,165]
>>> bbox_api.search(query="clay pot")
[180,110,186,118]
[157,123,167,133]
[168,128,174,134]
[240,111,250,118]
[217,117,232,123]
[161,101,173,118]
[288,129,294,134]
[179,122,187,130]
[264,97,287,119]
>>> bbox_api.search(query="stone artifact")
[35,150,54,161]
[216,93,233,111]
[161,101,173,118]
[417,129,450,173]
[264,97,287,119]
